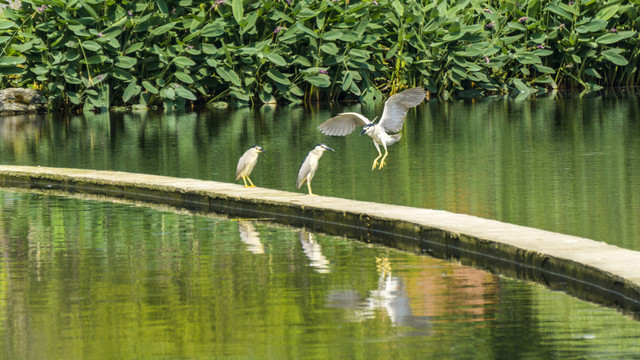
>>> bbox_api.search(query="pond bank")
[1,165,639,317]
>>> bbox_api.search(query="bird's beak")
[359,128,366,136]
[325,146,335,152]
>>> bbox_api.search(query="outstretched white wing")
[378,87,426,133]
[317,112,372,136]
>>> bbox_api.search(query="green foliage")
[0,0,638,110]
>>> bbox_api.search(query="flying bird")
[317,87,426,170]
[236,145,266,187]
[296,143,335,196]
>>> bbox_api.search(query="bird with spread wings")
[317,87,427,170]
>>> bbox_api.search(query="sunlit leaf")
[123,81,139,103]
[150,22,176,36]
[173,56,196,67]
[116,56,137,69]
[0,20,15,30]
[595,31,636,44]
[81,41,101,52]
[174,71,194,84]
[216,67,242,86]
[0,56,26,66]
[175,86,197,100]
[596,5,619,20]
[202,22,224,37]
[142,80,159,94]
[78,0,99,20]
[267,69,290,85]
[515,52,542,65]
[267,53,287,66]
[304,74,331,87]
[232,0,244,25]
[320,42,339,55]
[156,0,169,14]
[602,49,628,66]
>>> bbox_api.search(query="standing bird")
[296,143,335,196]
[236,145,266,188]
[317,87,427,170]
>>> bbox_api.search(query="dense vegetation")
[0,0,638,111]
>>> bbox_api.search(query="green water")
[1,191,640,359]
[1,94,639,250]
[2,94,640,358]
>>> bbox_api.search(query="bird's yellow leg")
[241,176,250,187]
[371,147,383,170]
[246,176,256,188]
[306,177,315,196]
[378,147,389,169]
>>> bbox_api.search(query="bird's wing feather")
[317,112,372,136]
[378,87,426,133]
[235,150,251,179]
[296,156,312,189]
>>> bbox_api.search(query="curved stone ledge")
[1,165,639,317]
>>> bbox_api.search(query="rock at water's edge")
[0,88,46,115]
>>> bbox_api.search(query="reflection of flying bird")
[236,145,266,187]
[296,143,334,196]
[238,221,264,254]
[326,257,431,332]
[299,229,330,273]
[317,87,426,170]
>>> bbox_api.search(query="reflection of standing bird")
[236,145,266,187]
[299,229,330,273]
[238,221,264,254]
[317,87,426,170]
[296,143,334,196]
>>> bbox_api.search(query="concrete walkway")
[1,165,639,316]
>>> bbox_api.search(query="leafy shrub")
[0,0,638,111]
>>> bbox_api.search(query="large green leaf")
[174,71,194,84]
[216,67,242,86]
[595,31,636,45]
[547,4,573,21]
[142,80,159,94]
[232,0,244,25]
[267,69,290,85]
[0,67,25,75]
[576,19,607,33]
[0,20,16,30]
[515,52,542,65]
[175,85,197,100]
[173,56,196,67]
[123,81,140,103]
[596,5,619,20]
[602,49,628,66]
[267,53,287,66]
[116,56,137,69]
[304,74,331,87]
[201,22,224,37]
[78,0,99,20]
[125,42,145,54]
[12,42,33,52]
[0,56,26,66]
[81,41,101,52]
[320,42,339,55]
[150,23,176,36]
[156,0,169,14]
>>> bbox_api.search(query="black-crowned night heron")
[317,87,427,170]
[296,143,334,196]
[236,145,265,187]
